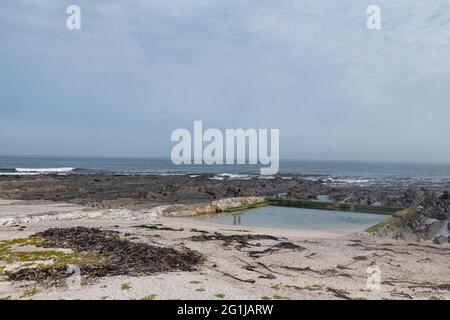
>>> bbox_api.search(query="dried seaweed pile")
[190,232,304,257]
[9,227,204,283]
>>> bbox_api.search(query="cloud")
[0,0,450,161]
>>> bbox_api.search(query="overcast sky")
[1,0,450,162]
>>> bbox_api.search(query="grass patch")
[285,284,322,291]
[261,294,289,300]
[141,294,157,300]
[215,293,225,299]
[121,283,132,290]
[20,287,39,298]
[196,288,205,292]
[366,208,417,234]
[190,280,202,285]
[271,284,281,290]
[366,218,392,234]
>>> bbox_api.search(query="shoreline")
[0,174,449,300]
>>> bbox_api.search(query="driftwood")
[247,242,305,258]
[349,240,450,256]
[216,270,256,283]
[326,287,352,300]
[390,292,413,299]
[348,241,412,255]
[234,257,276,279]
[383,279,450,291]
[190,232,303,257]
[134,224,184,232]
[274,264,353,279]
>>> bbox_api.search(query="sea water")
[1,156,450,186]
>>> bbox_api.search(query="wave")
[0,167,77,175]
[15,167,76,173]
[217,173,253,180]
[0,172,41,176]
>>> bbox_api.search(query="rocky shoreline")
[0,174,448,243]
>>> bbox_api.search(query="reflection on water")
[232,215,242,226]
[198,206,390,231]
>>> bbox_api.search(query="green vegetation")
[366,208,417,234]
[121,283,132,290]
[366,218,392,234]
[215,293,225,299]
[261,295,288,300]
[0,237,102,272]
[20,287,39,298]
[196,288,205,292]
[190,280,202,285]
[223,200,268,213]
[284,284,322,291]
[141,294,157,300]
[267,198,402,215]
[270,284,280,290]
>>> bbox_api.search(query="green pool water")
[196,205,389,231]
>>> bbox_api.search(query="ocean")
[1,155,450,187]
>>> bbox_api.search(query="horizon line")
[0,154,449,166]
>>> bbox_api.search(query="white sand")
[0,200,449,300]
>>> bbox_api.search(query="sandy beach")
[1,198,449,300]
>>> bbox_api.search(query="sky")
[1,0,450,162]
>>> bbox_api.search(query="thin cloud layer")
[1,0,449,161]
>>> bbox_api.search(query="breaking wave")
[0,167,76,175]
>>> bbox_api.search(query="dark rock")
[432,235,449,245]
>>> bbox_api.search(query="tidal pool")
[197,206,389,231]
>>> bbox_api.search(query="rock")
[432,235,449,245]
[435,212,448,221]
[440,191,450,200]
[212,196,265,211]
